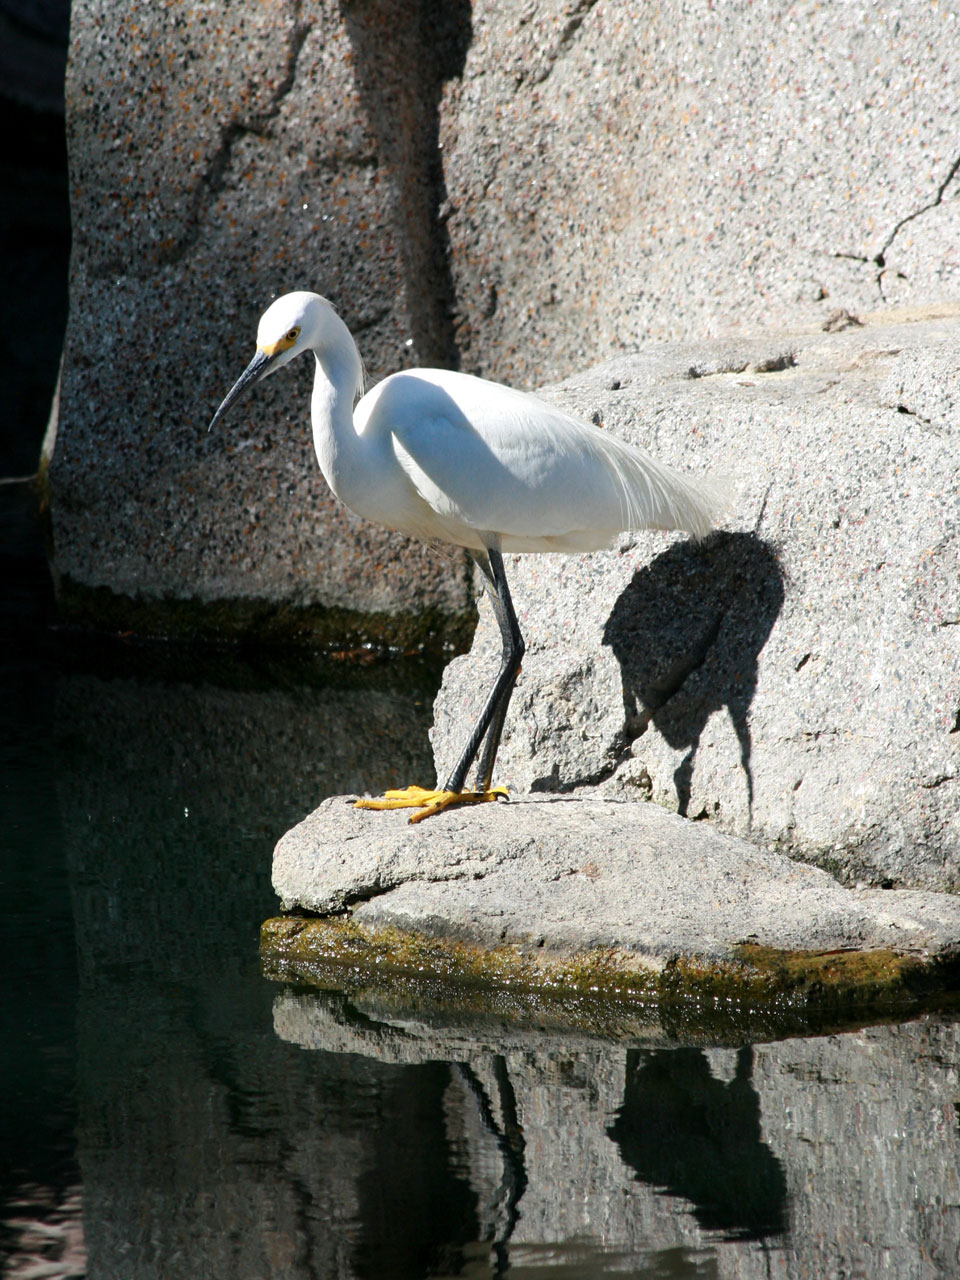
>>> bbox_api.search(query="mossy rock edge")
[54,575,476,653]
[261,915,960,1043]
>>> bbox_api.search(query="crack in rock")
[749,352,797,374]
[327,860,504,915]
[822,308,863,332]
[530,739,632,794]
[876,150,960,266]
[557,0,600,51]
[685,352,796,379]
[895,403,932,425]
[519,0,600,86]
[830,151,960,300]
[153,2,314,270]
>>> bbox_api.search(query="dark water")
[4,498,960,1280]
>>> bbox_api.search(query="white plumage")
[353,366,721,552]
[210,291,726,821]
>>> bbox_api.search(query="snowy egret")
[210,292,726,822]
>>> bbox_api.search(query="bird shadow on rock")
[602,531,785,822]
[607,1046,788,1241]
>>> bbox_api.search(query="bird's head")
[208,291,330,431]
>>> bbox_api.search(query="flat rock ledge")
[266,796,960,1023]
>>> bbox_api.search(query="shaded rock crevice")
[685,352,797,380]
[340,0,472,369]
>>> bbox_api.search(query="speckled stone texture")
[50,0,474,637]
[273,795,960,964]
[431,313,960,891]
[441,0,960,387]
[52,0,960,639]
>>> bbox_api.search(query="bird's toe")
[354,785,509,823]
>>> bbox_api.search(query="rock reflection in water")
[275,991,960,1278]
[44,652,960,1279]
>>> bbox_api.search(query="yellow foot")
[355,784,509,824]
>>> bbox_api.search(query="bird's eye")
[286,327,300,341]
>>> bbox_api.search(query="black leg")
[443,546,525,794]
[475,659,516,792]
[470,553,515,791]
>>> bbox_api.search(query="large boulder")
[441,0,960,385]
[431,311,960,890]
[272,794,960,966]
[49,0,960,641]
[49,0,474,643]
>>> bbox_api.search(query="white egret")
[210,292,726,822]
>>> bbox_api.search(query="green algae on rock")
[261,916,960,1041]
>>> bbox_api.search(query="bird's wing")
[358,370,717,543]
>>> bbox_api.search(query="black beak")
[208,348,275,432]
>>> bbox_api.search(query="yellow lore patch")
[258,331,299,358]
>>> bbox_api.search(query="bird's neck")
[309,328,364,497]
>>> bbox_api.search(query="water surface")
[3,501,960,1279]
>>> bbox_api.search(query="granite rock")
[441,0,960,386]
[50,0,960,641]
[49,0,473,640]
[273,795,960,964]
[431,314,960,889]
